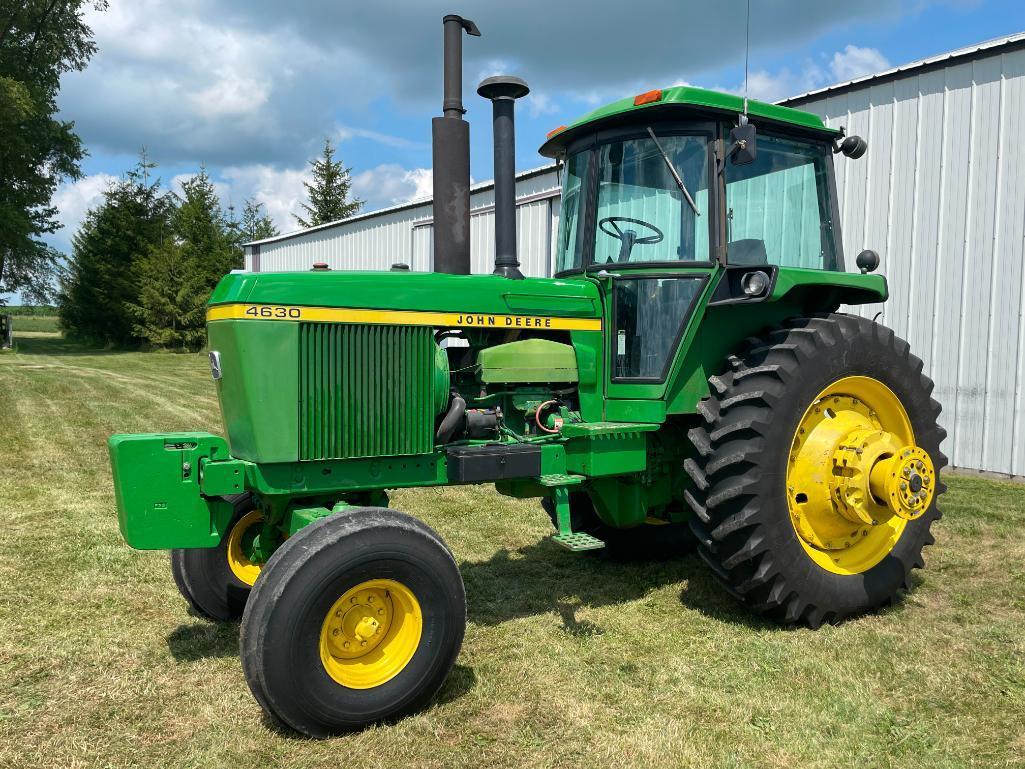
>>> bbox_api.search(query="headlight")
[209,351,222,380]
[741,271,770,297]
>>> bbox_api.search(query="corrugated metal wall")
[247,168,560,278]
[790,46,1025,476]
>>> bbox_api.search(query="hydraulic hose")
[435,393,466,444]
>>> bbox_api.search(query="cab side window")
[724,133,840,270]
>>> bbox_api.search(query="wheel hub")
[319,579,422,689]
[323,587,392,657]
[787,376,935,574]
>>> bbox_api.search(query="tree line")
[2,2,364,351]
[57,140,361,350]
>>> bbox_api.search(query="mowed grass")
[1,333,1023,769]
[6,315,60,334]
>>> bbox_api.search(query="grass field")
[4,315,60,333]
[1,331,1023,769]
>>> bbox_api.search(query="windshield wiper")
[647,126,700,216]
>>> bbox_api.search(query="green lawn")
[1,332,1023,769]
[5,315,60,333]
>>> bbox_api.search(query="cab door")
[591,123,720,419]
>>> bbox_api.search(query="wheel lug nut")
[332,629,339,636]
[378,609,385,615]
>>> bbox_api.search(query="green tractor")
[109,16,944,737]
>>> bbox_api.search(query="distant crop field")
[2,305,58,316]
[0,334,1023,769]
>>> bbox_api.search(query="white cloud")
[335,125,426,150]
[830,44,890,82]
[219,164,310,233]
[47,173,118,251]
[716,45,889,103]
[351,164,433,209]
[523,90,559,119]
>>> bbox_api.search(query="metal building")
[244,33,1025,477]
[246,165,561,278]
[781,32,1025,478]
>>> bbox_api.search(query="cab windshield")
[556,131,710,273]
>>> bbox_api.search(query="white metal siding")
[794,47,1025,476]
[246,169,560,278]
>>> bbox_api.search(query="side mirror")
[728,123,757,165]
[856,249,880,274]
[839,135,868,159]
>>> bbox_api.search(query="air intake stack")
[478,75,529,279]
[431,14,479,275]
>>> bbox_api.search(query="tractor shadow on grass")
[163,541,782,665]
[459,537,778,632]
[166,619,241,661]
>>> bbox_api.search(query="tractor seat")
[727,238,769,266]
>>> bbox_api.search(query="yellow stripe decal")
[206,303,602,331]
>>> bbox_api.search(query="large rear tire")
[684,314,946,628]
[239,508,466,737]
[170,493,260,622]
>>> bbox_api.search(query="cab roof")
[538,85,838,158]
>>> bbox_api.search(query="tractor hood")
[208,270,602,326]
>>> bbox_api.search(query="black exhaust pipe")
[477,75,529,279]
[431,14,479,275]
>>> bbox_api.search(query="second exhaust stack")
[478,75,529,280]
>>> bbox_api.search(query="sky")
[10,0,1025,304]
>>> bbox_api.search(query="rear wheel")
[170,493,261,622]
[684,314,946,627]
[239,508,465,737]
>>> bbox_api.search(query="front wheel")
[685,314,946,627]
[239,508,466,737]
[170,493,261,622]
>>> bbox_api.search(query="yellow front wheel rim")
[786,376,934,575]
[319,579,422,689]
[225,510,263,586]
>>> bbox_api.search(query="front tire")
[239,508,466,737]
[170,493,260,622]
[685,314,946,627]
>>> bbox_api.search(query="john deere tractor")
[108,16,944,737]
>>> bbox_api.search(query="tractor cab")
[539,86,871,405]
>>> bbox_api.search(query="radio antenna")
[742,0,751,120]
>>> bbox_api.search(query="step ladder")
[539,474,605,552]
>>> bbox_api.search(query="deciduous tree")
[0,0,107,304]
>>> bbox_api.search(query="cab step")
[551,530,605,552]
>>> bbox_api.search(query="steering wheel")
[599,216,663,244]
[598,216,663,263]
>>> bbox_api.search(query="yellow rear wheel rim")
[786,376,934,575]
[225,510,263,586]
[319,579,422,689]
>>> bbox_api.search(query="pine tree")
[295,138,362,228]
[240,198,278,243]
[58,153,173,346]
[130,167,240,350]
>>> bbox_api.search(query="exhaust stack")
[477,75,529,280]
[431,14,479,275]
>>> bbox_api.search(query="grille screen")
[299,323,435,460]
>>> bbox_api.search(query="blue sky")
[9,0,1025,305]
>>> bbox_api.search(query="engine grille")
[299,323,435,460]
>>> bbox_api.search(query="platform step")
[551,531,605,552]
[538,473,585,488]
